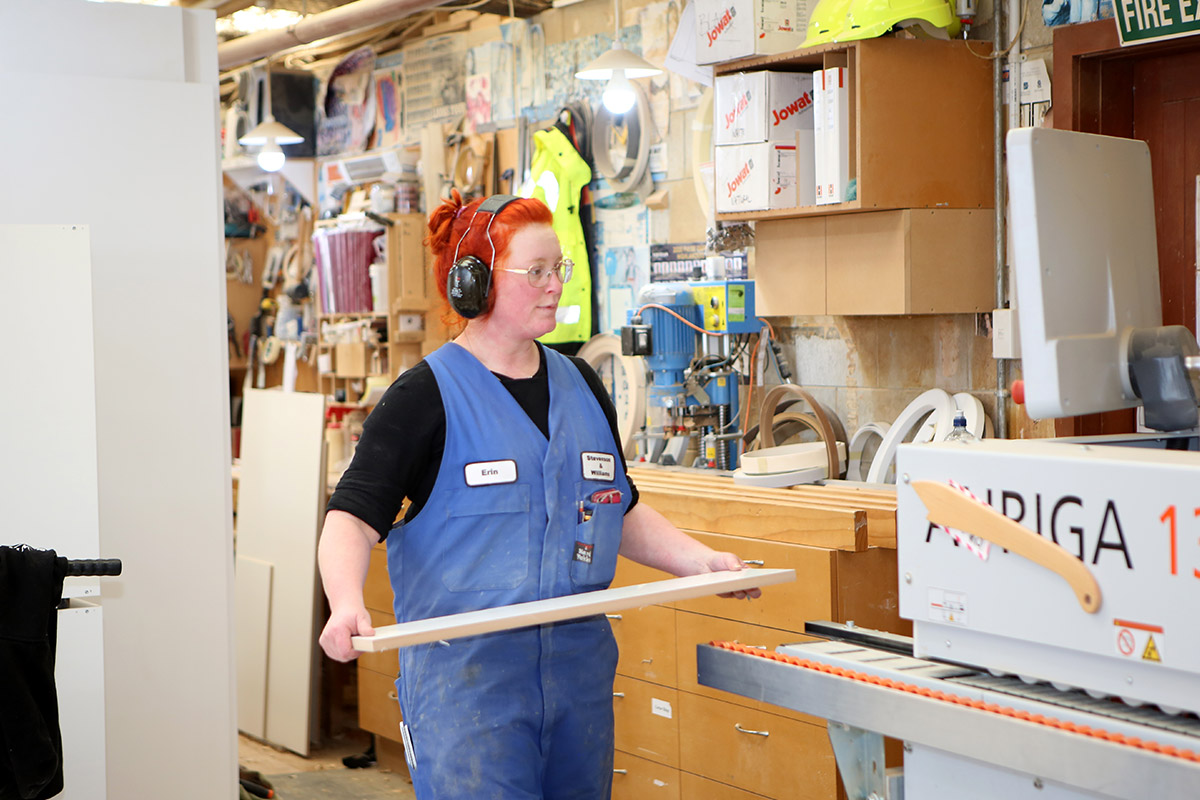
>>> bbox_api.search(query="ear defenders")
[447,194,520,319]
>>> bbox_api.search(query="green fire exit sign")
[1116,0,1200,45]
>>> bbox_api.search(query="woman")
[318,191,754,800]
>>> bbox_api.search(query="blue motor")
[624,284,701,409]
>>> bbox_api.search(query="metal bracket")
[827,722,892,800]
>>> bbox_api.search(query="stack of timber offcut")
[628,466,897,551]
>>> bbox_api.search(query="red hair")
[425,190,554,326]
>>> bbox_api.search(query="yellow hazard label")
[1143,635,1161,662]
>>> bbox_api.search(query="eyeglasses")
[499,257,574,288]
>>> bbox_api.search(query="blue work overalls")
[386,342,632,799]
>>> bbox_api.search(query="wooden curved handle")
[911,480,1102,614]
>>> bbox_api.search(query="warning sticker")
[1112,619,1165,664]
[928,588,969,626]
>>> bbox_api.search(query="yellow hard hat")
[804,0,961,47]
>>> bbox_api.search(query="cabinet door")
[612,605,677,687]
[613,751,681,800]
[679,692,837,800]
[680,772,772,800]
[613,675,680,769]
[363,544,394,613]
[674,533,834,631]
[357,665,403,742]
[357,607,398,678]
[674,611,822,725]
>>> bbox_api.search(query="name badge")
[581,452,616,482]
[464,459,517,486]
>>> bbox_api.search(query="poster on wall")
[1041,0,1113,25]
[594,201,651,334]
[402,34,466,129]
[373,52,403,149]
[317,46,377,156]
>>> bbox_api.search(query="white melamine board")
[236,389,327,755]
[0,0,192,83]
[0,7,237,798]
[235,556,273,739]
[353,569,796,652]
[0,225,100,599]
[56,601,106,799]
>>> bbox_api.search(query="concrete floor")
[239,733,417,800]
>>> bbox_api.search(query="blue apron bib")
[386,342,631,799]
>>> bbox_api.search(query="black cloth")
[328,343,639,539]
[0,546,68,800]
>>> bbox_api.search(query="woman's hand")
[319,605,375,662]
[701,550,763,600]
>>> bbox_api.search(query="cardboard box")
[694,0,812,65]
[817,66,850,206]
[715,142,797,213]
[715,71,815,146]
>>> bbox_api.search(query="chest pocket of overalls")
[570,483,623,591]
[442,484,531,592]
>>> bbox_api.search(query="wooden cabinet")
[715,38,994,221]
[714,37,996,317]
[612,469,906,800]
[358,545,402,746]
[315,212,446,402]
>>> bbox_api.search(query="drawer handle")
[741,559,765,566]
[613,692,625,699]
[641,658,653,664]
[606,613,623,620]
[735,723,770,737]
[387,691,398,701]
[613,769,628,775]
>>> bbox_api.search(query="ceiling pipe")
[217,0,457,70]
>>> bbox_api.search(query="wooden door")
[1052,22,1200,435]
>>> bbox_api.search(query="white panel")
[0,225,100,599]
[54,602,106,800]
[235,556,273,739]
[0,6,237,799]
[236,389,327,755]
[0,0,188,82]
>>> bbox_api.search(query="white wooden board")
[234,556,273,739]
[353,569,795,652]
[235,389,327,755]
[1,224,100,599]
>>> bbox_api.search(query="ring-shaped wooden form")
[866,389,955,484]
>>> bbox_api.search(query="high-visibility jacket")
[526,126,593,345]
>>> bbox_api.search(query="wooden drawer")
[674,611,822,725]
[679,692,837,800]
[357,663,402,741]
[613,554,673,590]
[680,772,771,800]
[613,750,681,800]
[611,605,677,687]
[613,675,679,768]
[357,607,398,677]
[675,532,834,631]
[363,544,394,613]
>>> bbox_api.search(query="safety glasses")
[499,257,573,288]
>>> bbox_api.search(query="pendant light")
[575,0,661,114]
[238,59,304,173]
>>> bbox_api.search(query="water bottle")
[943,410,977,443]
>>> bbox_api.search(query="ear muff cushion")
[448,254,491,319]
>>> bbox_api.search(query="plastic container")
[943,410,977,443]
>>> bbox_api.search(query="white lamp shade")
[239,116,304,146]
[575,45,662,80]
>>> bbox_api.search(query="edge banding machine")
[698,129,1200,799]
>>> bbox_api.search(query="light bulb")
[601,70,636,115]
[257,140,285,172]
